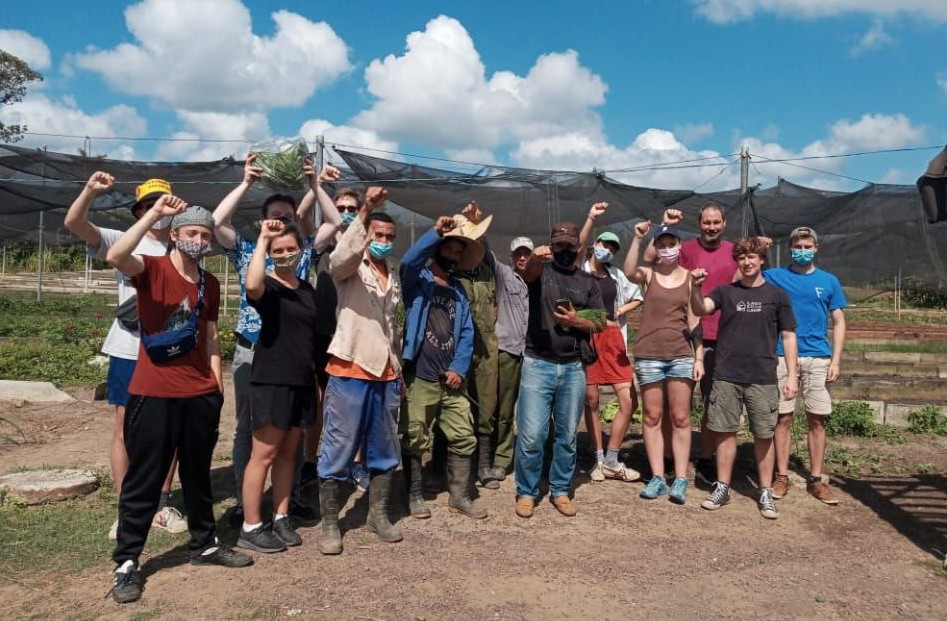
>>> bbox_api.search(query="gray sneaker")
[109,560,142,604]
[701,482,731,511]
[236,525,286,553]
[272,517,302,547]
[758,487,779,520]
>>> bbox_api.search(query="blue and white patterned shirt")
[226,232,318,343]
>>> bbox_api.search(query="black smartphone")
[555,297,573,311]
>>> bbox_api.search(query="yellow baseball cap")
[133,178,172,209]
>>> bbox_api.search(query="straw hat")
[443,213,493,271]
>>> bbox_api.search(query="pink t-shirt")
[679,239,736,341]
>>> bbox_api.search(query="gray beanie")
[170,205,214,231]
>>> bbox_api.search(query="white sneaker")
[152,506,188,534]
[109,519,118,541]
[590,463,606,482]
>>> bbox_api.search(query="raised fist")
[663,209,683,226]
[365,186,388,210]
[86,171,114,194]
[634,220,652,239]
[461,201,483,224]
[151,194,188,218]
[244,153,263,185]
[434,216,457,235]
[589,202,608,220]
[690,268,708,286]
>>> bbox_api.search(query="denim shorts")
[106,356,136,407]
[634,357,694,386]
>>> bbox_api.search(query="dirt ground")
[1,382,946,621]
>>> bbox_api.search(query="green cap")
[595,231,621,249]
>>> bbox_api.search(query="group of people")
[65,158,847,605]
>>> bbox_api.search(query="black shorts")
[313,333,333,390]
[249,383,315,431]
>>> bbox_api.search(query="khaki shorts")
[777,356,832,416]
[707,380,779,439]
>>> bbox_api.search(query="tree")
[0,50,43,143]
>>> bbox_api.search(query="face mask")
[176,239,212,261]
[656,246,680,264]
[272,251,301,270]
[791,248,815,266]
[593,246,613,264]
[341,212,357,228]
[434,253,458,273]
[151,216,172,230]
[369,241,394,260]
[553,249,578,267]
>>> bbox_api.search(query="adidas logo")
[166,345,181,356]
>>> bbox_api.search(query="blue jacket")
[400,228,475,378]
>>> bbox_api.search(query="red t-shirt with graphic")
[679,239,736,341]
[128,255,221,398]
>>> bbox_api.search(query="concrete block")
[864,351,921,364]
[0,469,99,505]
[0,381,74,403]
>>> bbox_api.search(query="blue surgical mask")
[593,246,613,264]
[341,212,357,228]
[369,241,394,259]
[791,248,816,266]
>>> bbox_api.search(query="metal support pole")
[84,251,91,293]
[411,212,416,246]
[313,135,325,231]
[37,210,45,301]
[740,145,750,238]
[1,242,6,278]
[223,257,230,316]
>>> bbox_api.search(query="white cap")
[510,236,534,252]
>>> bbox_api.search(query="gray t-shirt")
[493,258,529,356]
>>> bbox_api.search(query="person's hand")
[634,220,652,239]
[588,202,608,221]
[364,186,388,211]
[319,164,342,184]
[758,236,774,250]
[827,360,841,383]
[693,359,704,382]
[434,216,457,236]
[663,209,683,226]
[552,303,578,328]
[150,194,188,218]
[442,371,463,390]
[258,219,285,241]
[461,201,483,224]
[782,375,798,401]
[533,245,552,262]
[85,171,114,194]
[243,153,263,185]
[690,268,708,287]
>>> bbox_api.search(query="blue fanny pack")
[140,268,205,364]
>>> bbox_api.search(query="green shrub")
[827,401,877,437]
[908,405,947,436]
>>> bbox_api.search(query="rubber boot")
[447,453,488,519]
[477,434,500,490]
[317,479,343,555]
[403,453,431,519]
[423,427,448,493]
[367,471,404,543]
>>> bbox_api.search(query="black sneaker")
[109,560,142,604]
[226,505,244,529]
[300,461,320,488]
[700,482,731,511]
[289,500,318,524]
[695,458,717,486]
[192,541,254,566]
[237,524,286,553]
[273,517,302,547]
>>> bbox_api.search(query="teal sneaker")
[669,477,688,505]
[639,475,668,499]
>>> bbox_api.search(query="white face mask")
[656,246,680,264]
[592,246,613,264]
[151,216,172,230]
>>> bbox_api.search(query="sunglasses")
[337,205,359,213]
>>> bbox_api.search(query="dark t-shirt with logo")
[709,281,796,385]
[416,284,457,381]
[526,263,604,363]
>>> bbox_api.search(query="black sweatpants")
[113,391,224,565]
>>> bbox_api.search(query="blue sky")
[1,0,946,191]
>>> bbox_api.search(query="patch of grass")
[847,310,946,326]
[914,462,936,474]
[908,405,947,436]
[827,401,877,437]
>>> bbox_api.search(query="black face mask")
[434,253,458,273]
[553,249,578,267]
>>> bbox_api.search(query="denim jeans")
[514,355,586,500]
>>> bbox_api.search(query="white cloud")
[353,15,606,150]
[938,71,947,95]
[879,169,912,184]
[673,123,714,143]
[692,0,947,23]
[71,0,350,111]
[444,148,498,166]
[0,29,51,71]
[0,93,145,158]
[154,111,270,162]
[298,119,398,156]
[850,19,897,57]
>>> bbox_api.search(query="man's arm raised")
[213,154,262,250]
[107,195,187,277]
[64,171,114,249]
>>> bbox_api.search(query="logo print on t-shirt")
[736,300,762,313]
[815,286,825,300]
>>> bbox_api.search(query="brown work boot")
[551,495,577,517]
[807,479,839,505]
[772,474,791,500]
[514,497,534,518]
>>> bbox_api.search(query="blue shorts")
[634,357,694,386]
[106,356,137,407]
